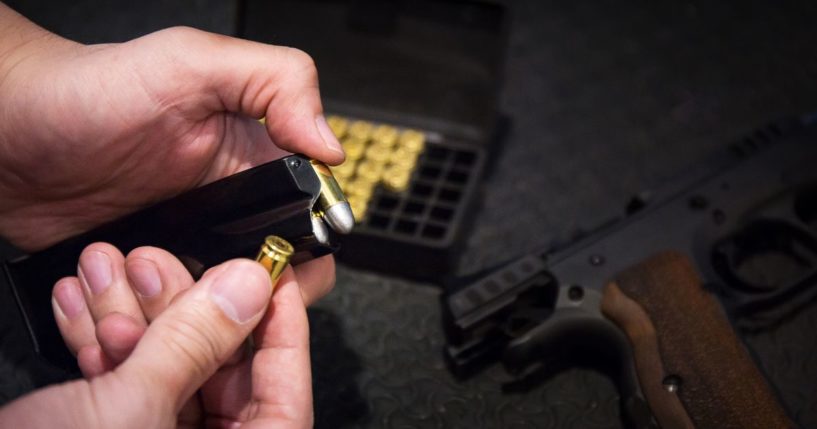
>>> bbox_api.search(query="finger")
[221,115,292,172]
[125,246,196,322]
[52,277,97,355]
[246,271,313,426]
[149,27,345,165]
[95,312,146,364]
[291,254,336,306]
[116,258,273,412]
[77,243,146,327]
[77,345,114,378]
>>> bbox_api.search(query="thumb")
[146,27,345,165]
[115,258,273,412]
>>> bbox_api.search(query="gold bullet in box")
[348,120,373,140]
[342,136,368,161]
[326,116,348,139]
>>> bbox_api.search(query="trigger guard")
[501,288,649,425]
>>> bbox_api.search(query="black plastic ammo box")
[241,0,508,281]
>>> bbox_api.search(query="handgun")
[443,116,817,428]
[3,154,352,372]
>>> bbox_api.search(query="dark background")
[2,1,817,427]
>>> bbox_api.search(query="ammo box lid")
[241,0,507,141]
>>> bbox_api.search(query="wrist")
[0,3,76,82]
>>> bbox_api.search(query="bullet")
[311,214,330,245]
[389,146,419,169]
[348,120,373,140]
[356,159,385,183]
[372,125,398,148]
[342,136,368,161]
[326,115,348,139]
[310,160,355,234]
[330,160,357,181]
[399,129,425,153]
[365,144,392,163]
[255,235,294,285]
[347,196,369,223]
[383,166,412,192]
[346,178,375,201]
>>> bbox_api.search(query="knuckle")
[284,48,318,79]
[157,25,202,42]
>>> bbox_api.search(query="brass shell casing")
[326,115,348,138]
[310,160,349,215]
[256,235,294,285]
[342,136,367,161]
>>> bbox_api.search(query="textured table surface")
[2,1,817,428]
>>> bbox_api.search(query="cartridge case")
[346,196,368,222]
[365,144,392,164]
[399,129,426,153]
[372,125,398,148]
[331,160,357,181]
[255,235,294,285]
[356,159,386,183]
[342,136,368,161]
[326,115,348,139]
[310,160,355,234]
[389,146,419,169]
[383,166,412,192]
[310,160,349,215]
[346,178,375,201]
[348,120,373,140]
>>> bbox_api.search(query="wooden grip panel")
[602,251,794,429]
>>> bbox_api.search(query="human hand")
[0,8,344,251]
[0,243,325,428]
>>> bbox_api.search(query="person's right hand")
[1,244,321,428]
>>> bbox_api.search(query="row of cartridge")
[326,116,426,222]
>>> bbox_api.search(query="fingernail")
[209,262,270,323]
[315,115,345,157]
[79,251,112,295]
[128,259,162,298]
[53,281,85,319]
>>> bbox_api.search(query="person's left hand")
[0,25,344,252]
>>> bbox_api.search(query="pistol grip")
[601,251,794,429]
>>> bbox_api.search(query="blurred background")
[2,1,817,427]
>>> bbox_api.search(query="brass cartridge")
[365,144,392,164]
[348,120,373,140]
[389,146,419,169]
[255,235,294,285]
[342,136,368,161]
[346,178,375,201]
[357,159,386,183]
[310,160,355,234]
[326,116,348,139]
[330,160,357,181]
[382,166,412,192]
[371,125,398,148]
[346,196,369,222]
[399,129,426,153]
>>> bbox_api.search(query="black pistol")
[4,154,352,371]
[443,117,817,428]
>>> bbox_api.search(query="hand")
[0,6,345,251]
[1,243,326,428]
